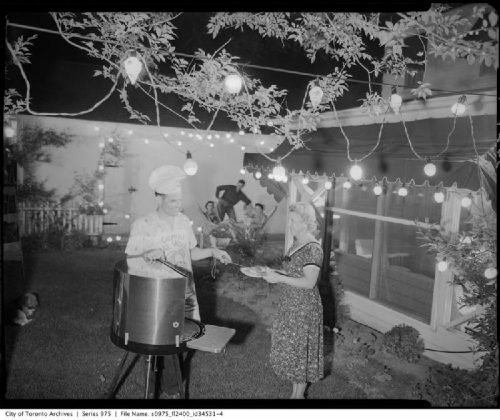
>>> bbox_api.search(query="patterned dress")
[270,241,324,383]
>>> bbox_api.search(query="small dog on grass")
[7,292,40,326]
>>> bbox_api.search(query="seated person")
[203,200,221,224]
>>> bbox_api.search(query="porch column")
[430,185,461,330]
[320,178,336,327]
[284,177,297,252]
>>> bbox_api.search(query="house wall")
[16,115,287,236]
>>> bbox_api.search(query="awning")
[244,113,497,191]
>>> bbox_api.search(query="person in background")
[125,165,231,398]
[262,202,323,399]
[203,200,221,224]
[215,179,251,221]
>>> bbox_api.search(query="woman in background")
[263,202,323,399]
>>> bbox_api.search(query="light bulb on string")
[224,73,243,94]
[398,184,408,197]
[230,138,235,143]
[343,180,352,189]
[254,171,262,180]
[433,191,445,203]
[302,177,309,185]
[106,237,113,243]
[484,267,497,279]
[424,158,437,177]
[349,161,363,181]
[238,130,245,136]
[325,180,333,190]
[98,142,105,149]
[116,236,122,241]
[183,151,198,176]
[268,173,274,180]
[240,168,246,175]
[108,137,114,143]
[437,260,448,272]
[123,54,143,85]
[282,175,288,183]
[461,194,472,208]
[225,133,231,139]
[3,121,15,138]
[272,163,286,180]
[241,146,245,151]
[390,86,402,114]
[451,95,467,116]
[124,214,131,219]
[373,184,383,196]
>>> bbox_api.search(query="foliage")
[5,7,497,161]
[414,363,498,407]
[9,125,73,169]
[20,207,91,252]
[4,34,37,115]
[61,171,106,215]
[16,176,56,204]
[382,324,425,363]
[418,211,497,372]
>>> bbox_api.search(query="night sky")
[5,12,385,131]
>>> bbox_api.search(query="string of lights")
[6,21,497,98]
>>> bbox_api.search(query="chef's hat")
[148,165,186,195]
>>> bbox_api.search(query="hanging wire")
[5,37,120,117]
[331,100,390,163]
[5,20,497,99]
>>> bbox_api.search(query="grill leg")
[144,355,152,399]
[106,351,132,399]
[172,354,185,399]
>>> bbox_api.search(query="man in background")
[215,179,251,221]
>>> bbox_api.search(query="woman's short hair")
[205,200,214,209]
[288,202,317,234]
[255,203,264,211]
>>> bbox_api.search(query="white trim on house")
[317,89,497,129]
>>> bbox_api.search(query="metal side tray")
[186,325,236,353]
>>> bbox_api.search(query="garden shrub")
[382,324,425,363]
[414,364,498,407]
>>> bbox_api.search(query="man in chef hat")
[125,164,231,398]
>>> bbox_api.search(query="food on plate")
[240,265,269,278]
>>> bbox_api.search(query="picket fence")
[18,202,103,237]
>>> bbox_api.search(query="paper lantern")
[124,56,143,85]
[309,86,324,108]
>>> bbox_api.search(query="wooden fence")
[17,202,103,237]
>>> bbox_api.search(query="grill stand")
[106,351,185,399]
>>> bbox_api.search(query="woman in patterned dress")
[263,202,324,399]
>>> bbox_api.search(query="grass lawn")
[3,245,439,406]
